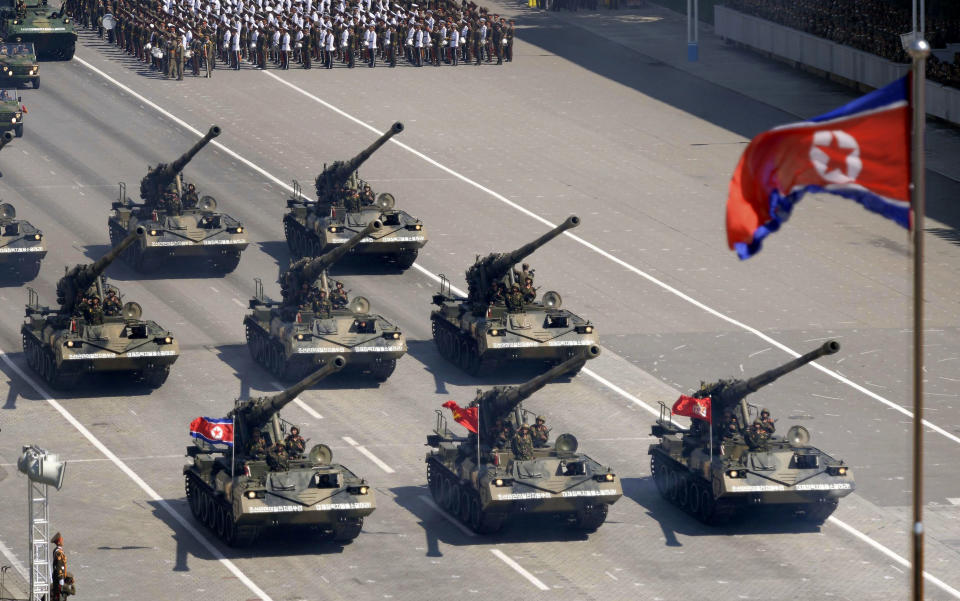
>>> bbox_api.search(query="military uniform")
[330,285,348,309]
[504,286,524,313]
[246,434,267,459]
[312,291,333,318]
[103,293,122,316]
[531,417,549,447]
[285,429,306,456]
[51,534,67,601]
[266,442,289,471]
[512,426,534,461]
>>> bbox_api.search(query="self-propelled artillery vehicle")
[0,0,76,60]
[427,346,619,534]
[0,200,45,281]
[283,122,426,269]
[649,341,854,525]
[21,228,179,388]
[245,220,406,383]
[109,125,248,273]
[431,215,597,375]
[184,357,376,546]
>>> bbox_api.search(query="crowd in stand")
[725,0,960,89]
[65,0,517,77]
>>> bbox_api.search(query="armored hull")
[184,454,375,545]
[0,208,44,281]
[22,308,179,388]
[431,298,597,373]
[284,202,426,269]
[427,442,621,534]
[109,204,247,273]
[244,302,406,383]
[649,422,854,524]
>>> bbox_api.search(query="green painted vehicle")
[0,42,38,88]
[0,0,76,60]
[0,87,23,137]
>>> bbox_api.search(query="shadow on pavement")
[622,476,825,543]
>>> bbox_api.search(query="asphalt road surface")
[0,3,958,600]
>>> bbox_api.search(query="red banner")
[671,395,712,423]
[442,401,478,433]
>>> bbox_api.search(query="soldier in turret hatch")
[266,442,289,471]
[521,277,536,303]
[83,296,105,325]
[312,289,333,318]
[760,408,776,434]
[182,183,199,209]
[361,183,375,205]
[344,187,362,213]
[103,290,122,316]
[162,189,182,214]
[531,415,549,447]
[747,420,771,449]
[493,418,512,450]
[295,282,312,309]
[329,281,348,308]
[488,282,505,305]
[285,426,306,457]
[512,423,535,461]
[720,410,739,440]
[513,262,534,286]
[504,284,524,313]
[246,429,267,459]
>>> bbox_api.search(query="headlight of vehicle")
[328,225,342,233]
[149,229,159,236]
[382,332,400,339]
[296,333,304,340]
[65,340,76,348]
[348,485,369,495]
[10,117,15,124]
[726,469,747,478]
[34,233,41,240]
[246,490,257,499]
[827,465,848,476]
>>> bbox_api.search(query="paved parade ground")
[0,2,959,600]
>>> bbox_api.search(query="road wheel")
[665,466,679,503]
[215,503,228,539]
[198,490,211,525]
[332,518,363,542]
[651,456,668,498]
[687,481,702,515]
[14,123,22,138]
[142,366,170,388]
[394,249,417,270]
[186,478,202,519]
[467,495,483,532]
[676,475,689,509]
[369,359,396,382]
[801,500,838,525]
[449,483,462,516]
[222,511,239,546]
[573,504,608,532]
[32,78,38,89]
[458,489,472,522]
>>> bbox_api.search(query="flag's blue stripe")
[190,431,234,447]
[198,417,232,424]
[810,77,908,123]
[736,186,909,260]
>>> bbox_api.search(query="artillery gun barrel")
[329,122,403,183]
[724,341,840,403]
[58,227,144,312]
[485,215,580,280]
[299,220,382,282]
[241,356,345,426]
[484,345,600,425]
[167,126,221,176]
[0,131,13,152]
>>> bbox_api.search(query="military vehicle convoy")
[0,41,38,88]
[108,125,248,273]
[426,346,620,534]
[0,200,45,281]
[21,228,179,388]
[0,0,76,60]
[184,357,377,546]
[245,220,406,383]
[649,341,854,525]
[283,122,427,269]
[431,215,597,375]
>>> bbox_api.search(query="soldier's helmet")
[511,284,519,290]
[760,408,770,416]
[336,281,344,288]
[536,415,545,423]
[519,423,530,431]
[290,426,299,436]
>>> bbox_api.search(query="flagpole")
[907,38,929,601]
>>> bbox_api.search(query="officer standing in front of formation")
[512,423,535,461]
[325,28,335,68]
[51,532,71,601]
[531,416,549,447]
[366,24,376,67]
[285,426,306,457]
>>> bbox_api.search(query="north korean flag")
[671,394,712,423]
[727,76,910,259]
[189,416,234,446]
[441,401,479,434]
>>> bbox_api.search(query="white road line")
[582,368,659,417]
[827,517,960,600]
[71,54,960,598]
[417,495,476,537]
[947,498,960,506]
[342,436,395,473]
[490,549,551,591]
[231,298,245,308]
[261,69,960,448]
[0,352,275,601]
[271,380,323,419]
[0,537,27,578]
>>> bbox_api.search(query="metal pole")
[686,0,698,62]
[907,38,930,601]
[27,480,49,601]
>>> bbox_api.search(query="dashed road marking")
[342,436,395,473]
[491,549,550,591]
[271,380,323,419]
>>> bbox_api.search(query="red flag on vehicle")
[442,400,478,433]
[189,416,234,446]
[20,105,26,114]
[671,395,712,423]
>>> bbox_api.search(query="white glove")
[59,579,64,586]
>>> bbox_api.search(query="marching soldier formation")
[66,0,515,77]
